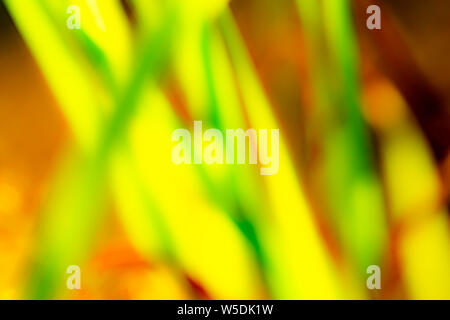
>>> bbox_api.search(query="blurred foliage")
[0,0,449,299]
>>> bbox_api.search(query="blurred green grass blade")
[296,0,387,273]
[5,0,103,151]
[219,9,342,298]
[23,11,176,298]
